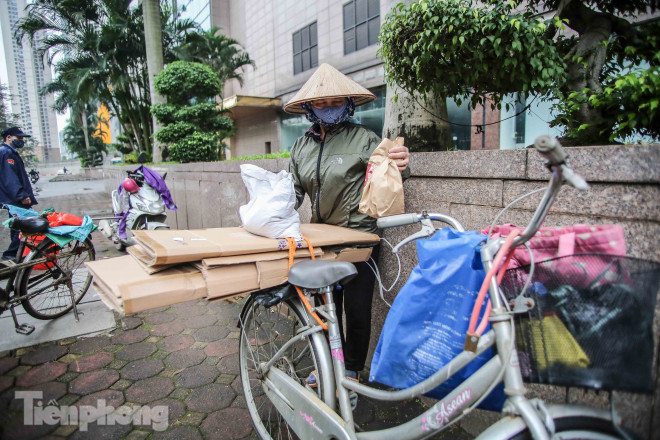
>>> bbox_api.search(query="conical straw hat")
[283,63,376,114]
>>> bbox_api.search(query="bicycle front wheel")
[18,237,95,320]
[239,295,333,440]
[508,415,640,440]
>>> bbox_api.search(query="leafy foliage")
[154,61,221,104]
[16,0,199,157]
[229,151,291,161]
[379,0,567,109]
[379,0,660,144]
[62,117,108,167]
[556,24,660,142]
[171,26,254,91]
[0,83,18,130]
[169,132,218,163]
[152,61,233,162]
[154,121,198,144]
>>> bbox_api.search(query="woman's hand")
[389,145,410,173]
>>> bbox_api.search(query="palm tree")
[17,0,201,161]
[142,0,166,163]
[175,26,254,97]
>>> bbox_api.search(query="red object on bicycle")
[122,178,140,194]
[46,212,83,227]
[20,234,57,270]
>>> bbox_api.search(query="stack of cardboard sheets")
[86,224,379,314]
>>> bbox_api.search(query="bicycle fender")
[236,284,294,328]
[265,367,356,440]
[475,404,615,439]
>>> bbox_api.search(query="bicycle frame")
[245,136,621,440]
[0,237,84,334]
[254,166,571,440]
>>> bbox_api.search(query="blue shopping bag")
[370,227,506,411]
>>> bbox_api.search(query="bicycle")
[0,216,96,335]
[237,135,657,439]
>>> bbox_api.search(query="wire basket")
[499,253,660,393]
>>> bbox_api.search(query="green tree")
[16,0,198,158]
[379,0,659,145]
[0,83,18,129]
[173,26,254,94]
[62,115,107,167]
[152,61,233,163]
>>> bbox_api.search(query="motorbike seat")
[288,260,357,289]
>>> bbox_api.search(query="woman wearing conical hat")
[284,63,410,387]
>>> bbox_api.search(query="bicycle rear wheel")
[239,295,332,440]
[18,237,95,320]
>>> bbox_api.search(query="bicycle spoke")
[19,238,94,320]
[240,298,324,440]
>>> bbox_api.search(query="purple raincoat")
[116,166,177,239]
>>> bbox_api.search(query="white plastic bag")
[239,164,302,240]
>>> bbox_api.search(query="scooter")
[29,169,39,184]
[98,165,174,251]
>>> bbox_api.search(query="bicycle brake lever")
[392,218,435,254]
[561,164,589,191]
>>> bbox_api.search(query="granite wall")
[103,144,660,438]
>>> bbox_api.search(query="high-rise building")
[174,0,213,31]
[0,0,61,162]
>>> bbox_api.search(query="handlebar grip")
[534,135,569,166]
[377,213,419,229]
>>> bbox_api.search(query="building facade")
[0,0,61,162]
[212,0,561,158]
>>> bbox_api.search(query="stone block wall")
[103,144,660,437]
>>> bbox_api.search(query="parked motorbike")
[99,164,175,251]
[29,169,39,184]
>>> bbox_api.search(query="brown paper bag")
[358,137,405,218]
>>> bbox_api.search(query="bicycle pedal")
[15,324,35,335]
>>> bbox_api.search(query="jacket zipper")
[315,138,325,222]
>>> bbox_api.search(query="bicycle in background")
[0,210,95,335]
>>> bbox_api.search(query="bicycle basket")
[499,253,660,393]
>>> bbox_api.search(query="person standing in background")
[0,127,37,261]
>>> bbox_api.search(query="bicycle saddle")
[288,260,357,289]
[9,216,49,233]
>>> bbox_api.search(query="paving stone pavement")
[0,187,474,439]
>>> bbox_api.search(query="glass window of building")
[293,22,318,75]
[343,0,380,54]
[176,0,210,31]
[279,86,386,150]
[446,98,472,150]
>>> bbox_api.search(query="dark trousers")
[2,210,19,260]
[334,245,380,372]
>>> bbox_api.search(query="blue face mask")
[11,139,24,149]
[312,100,349,124]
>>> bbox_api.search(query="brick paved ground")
[0,187,473,439]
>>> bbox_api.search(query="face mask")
[312,101,348,124]
[11,139,24,149]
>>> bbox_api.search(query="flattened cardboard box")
[127,244,179,274]
[202,247,321,269]
[86,255,206,314]
[132,224,379,266]
[202,246,373,300]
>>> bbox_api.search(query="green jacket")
[289,122,408,233]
